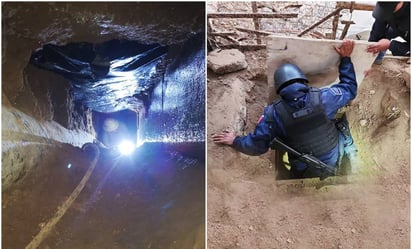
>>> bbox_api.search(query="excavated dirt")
[207,49,410,248]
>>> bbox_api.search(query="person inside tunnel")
[92,110,139,155]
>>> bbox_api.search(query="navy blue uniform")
[232,57,357,175]
[369,2,410,56]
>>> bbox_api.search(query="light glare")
[118,140,135,155]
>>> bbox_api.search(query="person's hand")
[211,130,237,145]
[334,39,354,57]
[367,39,390,54]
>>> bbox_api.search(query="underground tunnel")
[2,2,205,249]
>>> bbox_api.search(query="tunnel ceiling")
[3,2,205,113]
[30,40,168,112]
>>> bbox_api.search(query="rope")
[25,144,100,249]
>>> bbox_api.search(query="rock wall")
[2,106,95,189]
[2,64,96,190]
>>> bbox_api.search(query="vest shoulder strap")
[266,99,281,123]
[309,87,321,107]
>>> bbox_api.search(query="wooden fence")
[207,1,374,51]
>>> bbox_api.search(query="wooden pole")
[331,6,341,39]
[207,18,218,50]
[298,7,343,37]
[209,32,237,36]
[336,2,375,11]
[339,20,355,40]
[217,44,266,51]
[207,12,298,18]
[235,27,274,36]
[251,2,261,45]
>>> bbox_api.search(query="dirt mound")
[207,49,410,248]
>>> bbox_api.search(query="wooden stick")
[220,35,239,44]
[217,44,266,51]
[208,18,215,32]
[207,12,298,18]
[336,2,375,11]
[331,6,341,39]
[209,32,237,36]
[339,20,355,40]
[310,31,327,39]
[235,27,274,36]
[251,2,261,45]
[298,7,343,37]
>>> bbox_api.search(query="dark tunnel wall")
[145,33,205,143]
[17,64,94,132]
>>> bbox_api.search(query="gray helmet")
[274,63,308,93]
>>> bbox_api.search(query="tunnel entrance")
[92,109,139,150]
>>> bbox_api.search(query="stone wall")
[2,61,96,190]
[2,106,95,189]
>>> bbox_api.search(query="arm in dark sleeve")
[232,108,273,156]
[336,57,357,100]
[323,57,357,118]
[387,21,410,56]
[368,20,389,42]
[389,40,411,56]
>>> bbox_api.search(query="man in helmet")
[367,2,410,64]
[212,40,358,178]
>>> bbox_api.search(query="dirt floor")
[207,49,410,248]
[3,143,205,249]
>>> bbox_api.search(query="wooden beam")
[336,2,375,11]
[331,6,341,39]
[207,12,298,18]
[235,27,274,36]
[208,18,215,33]
[341,20,355,25]
[339,20,355,40]
[208,32,237,36]
[217,44,266,51]
[310,31,327,39]
[207,18,218,50]
[298,7,343,37]
[251,2,261,45]
[219,35,239,44]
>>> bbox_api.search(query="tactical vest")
[267,88,338,156]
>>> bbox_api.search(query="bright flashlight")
[117,140,135,156]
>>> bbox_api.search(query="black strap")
[265,101,278,123]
